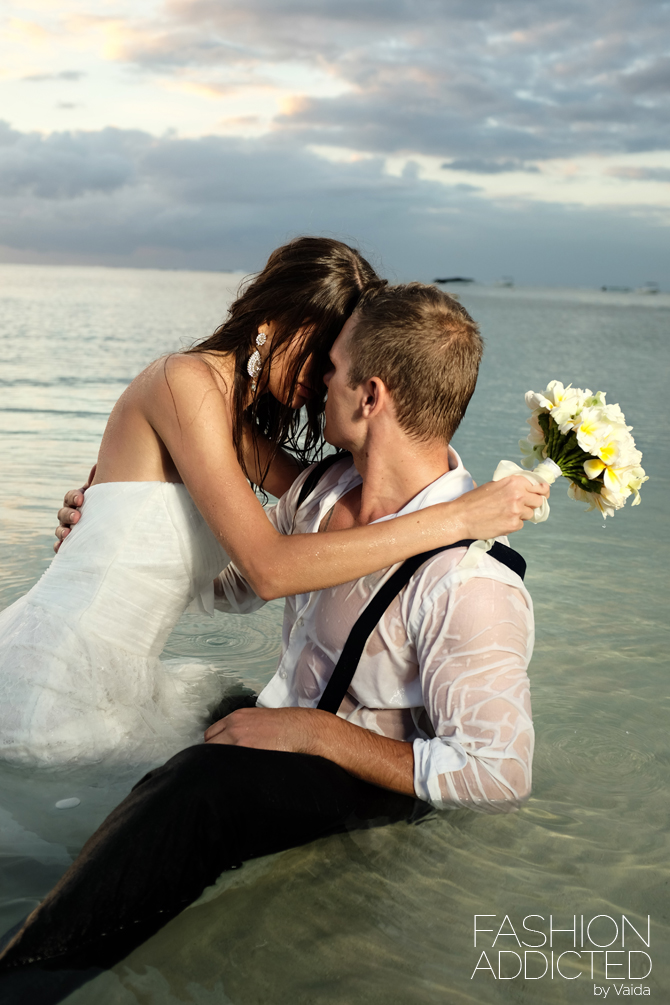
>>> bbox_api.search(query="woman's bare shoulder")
[142,351,218,379]
[130,353,236,438]
[136,352,233,396]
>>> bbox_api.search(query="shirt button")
[278,669,287,679]
[296,618,304,627]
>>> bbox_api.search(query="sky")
[1,0,669,286]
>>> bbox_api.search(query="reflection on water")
[164,606,284,691]
[0,265,668,1002]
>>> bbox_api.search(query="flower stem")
[536,413,602,494]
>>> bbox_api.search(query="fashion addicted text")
[471,914,652,988]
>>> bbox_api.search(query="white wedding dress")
[0,481,230,767]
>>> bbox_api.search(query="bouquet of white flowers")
[519,380,648,518]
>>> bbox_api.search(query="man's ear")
[360,377,388,417]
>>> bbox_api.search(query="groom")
[0,282,545,989]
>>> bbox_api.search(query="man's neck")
[350,424,453,525]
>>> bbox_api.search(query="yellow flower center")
[600,441,617,465]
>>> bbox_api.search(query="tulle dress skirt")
[0,481,230,768]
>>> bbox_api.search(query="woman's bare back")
[93,356,231,487]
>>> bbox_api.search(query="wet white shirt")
[215,451,534,813]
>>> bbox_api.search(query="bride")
[0,237,545,767]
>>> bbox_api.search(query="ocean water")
[0,263,668,1003]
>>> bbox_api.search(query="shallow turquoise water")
[0,265,668,1003]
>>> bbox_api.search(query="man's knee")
[132,743,225,795]
[128,745,364,838]
[131,743,282,810]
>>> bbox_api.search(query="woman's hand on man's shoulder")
[53,464,97,552]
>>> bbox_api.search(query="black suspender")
[316,540,525,714]
[296,455,527,715]
[295,451,351,511]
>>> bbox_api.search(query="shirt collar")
[369,446,475,524]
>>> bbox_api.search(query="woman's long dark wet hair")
[186,237,382,488]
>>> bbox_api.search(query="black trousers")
[0,744,429,980]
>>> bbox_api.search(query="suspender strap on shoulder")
[316,539,526,715]
[295,452,351,511]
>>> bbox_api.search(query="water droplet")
[55,797,81,809]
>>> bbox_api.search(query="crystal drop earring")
[247,330,267,392]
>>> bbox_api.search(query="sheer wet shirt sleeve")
[213,503,279,613]
[412,572,534,813]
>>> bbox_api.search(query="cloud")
[22,70,85,82]
[442,159,540,174]
[0,121,668,291]
[606,165,670,182]
[94,0,670,162]
[0,122,138,198]
[619,56,670,96]
[1,3,669,286]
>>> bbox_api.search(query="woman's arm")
[143,354,545,600]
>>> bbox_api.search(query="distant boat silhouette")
[635,282,659,294]
[601,285,631,292]
[494,276,514,288]
[434,277,474,284]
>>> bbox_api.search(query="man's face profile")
[323,315,361,449]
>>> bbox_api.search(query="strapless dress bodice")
[31,481,229,657]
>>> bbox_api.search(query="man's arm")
[411,568,534,812]
[207,559,534,808]
[204,706,416,796]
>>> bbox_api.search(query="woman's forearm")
[245,502,466,600]
[237,476,537,600]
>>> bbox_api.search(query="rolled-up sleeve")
[412,574,534,813]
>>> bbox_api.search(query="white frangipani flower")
[593,485,622,517]
[544,380,571,405]
[575,407,615,456]
[526,411,546,444]
[603,464,635,497]
[551,399,582,434]
[567,482,590,505]
[627,466,649,506]
[599,402,629,426]
[548,381,590,413]
[525,389,552,412]
[526,380,594,434]
[570,483,623,518]
[519,437,545,469]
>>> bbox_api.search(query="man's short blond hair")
[348,282,483,443]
